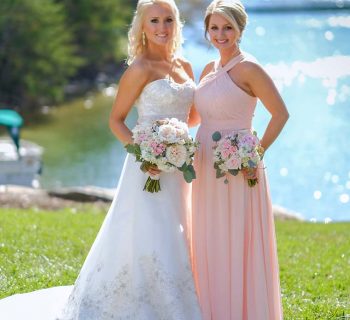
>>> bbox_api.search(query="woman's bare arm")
[245,62,289,151]
[109,61,149,145]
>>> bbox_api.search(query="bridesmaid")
[189,1,289,319]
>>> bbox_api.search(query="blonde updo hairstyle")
[127,0,183,65]
[204,0,248,43]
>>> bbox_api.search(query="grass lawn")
[0,208,349,319]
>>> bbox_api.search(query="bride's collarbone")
[146,63,191,86]
[148,69,190,84]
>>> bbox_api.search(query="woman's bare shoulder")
[120,57,152,88]
[176,56,192,68]
[200,61,216,80]
[234,54,267,79]
[235,55,274,88]
[176,57,194,78]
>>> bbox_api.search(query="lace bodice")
[135,78,195,124]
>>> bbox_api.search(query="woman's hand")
[148,165,161,177]
[140,162,162,177]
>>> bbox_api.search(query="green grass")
[0,208,349,319]
[276,221,350,319]
[0,207,105,298]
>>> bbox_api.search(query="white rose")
[238,148,247,158]
[166,145,187,167]
[141,150,153,162]
[158,124,178,143]
[218,163,228,172]
[168,118,181,125]
[188,145,197,153]
[158,163,176,172]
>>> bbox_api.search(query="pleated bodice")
[194,54,257,131]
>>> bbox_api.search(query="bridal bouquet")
[126,118,199,193]
[212,130,264,187]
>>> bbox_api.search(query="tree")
[57,0,133,78]
[0,0,82,110]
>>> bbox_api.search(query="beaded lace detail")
[59,252,199,320]
[136,78,195,124]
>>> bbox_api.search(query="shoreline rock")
[48,186,115,202]
[0,185,304,221]
[0,185,110,211]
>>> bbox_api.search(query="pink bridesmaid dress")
[191,53,283,320]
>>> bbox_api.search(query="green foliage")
[228,169,239,176]
[125,143,142,162]
[57,0,133,76]
[0,0,82,108]
[212,131,222,142]
[216,168,226,178]
[0,0,133,110]
[181,163,196,183]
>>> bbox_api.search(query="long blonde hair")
[205,0,248,42]
[127,0,183,65]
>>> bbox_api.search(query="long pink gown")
[191,53,282,320]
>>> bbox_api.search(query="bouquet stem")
[144,177,161,193]
[247,178,258,187]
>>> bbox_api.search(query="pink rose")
[227,156,242,170]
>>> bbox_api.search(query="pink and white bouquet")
[212,130,264,187]
[126,118,199,193]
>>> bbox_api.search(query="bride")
[0,0,202,319]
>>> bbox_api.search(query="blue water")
[183,10,350,221]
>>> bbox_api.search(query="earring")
[142,32,146,46]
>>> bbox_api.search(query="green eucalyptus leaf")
[179,162,188,172]
[228,169,239,176]
[184,169,195,183]
[216,169,226,179]
[125,144,136,153]
[212,131,222,142]
[187,164,195,174]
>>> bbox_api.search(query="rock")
[0,185,109,210]
[273,205,304,221]
[48,186,116,202]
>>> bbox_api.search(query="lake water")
[183,9,350,221]
[25,8,350,222]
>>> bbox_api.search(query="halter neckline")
[198,53,245,90]
[216,53,244,73]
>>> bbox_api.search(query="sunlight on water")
[184,10,350,220]
[264,56,350,92]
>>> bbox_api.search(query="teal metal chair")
[0,109,24,151]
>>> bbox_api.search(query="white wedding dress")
[0,78,202,320]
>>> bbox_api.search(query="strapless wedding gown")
[0,78,202,320]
